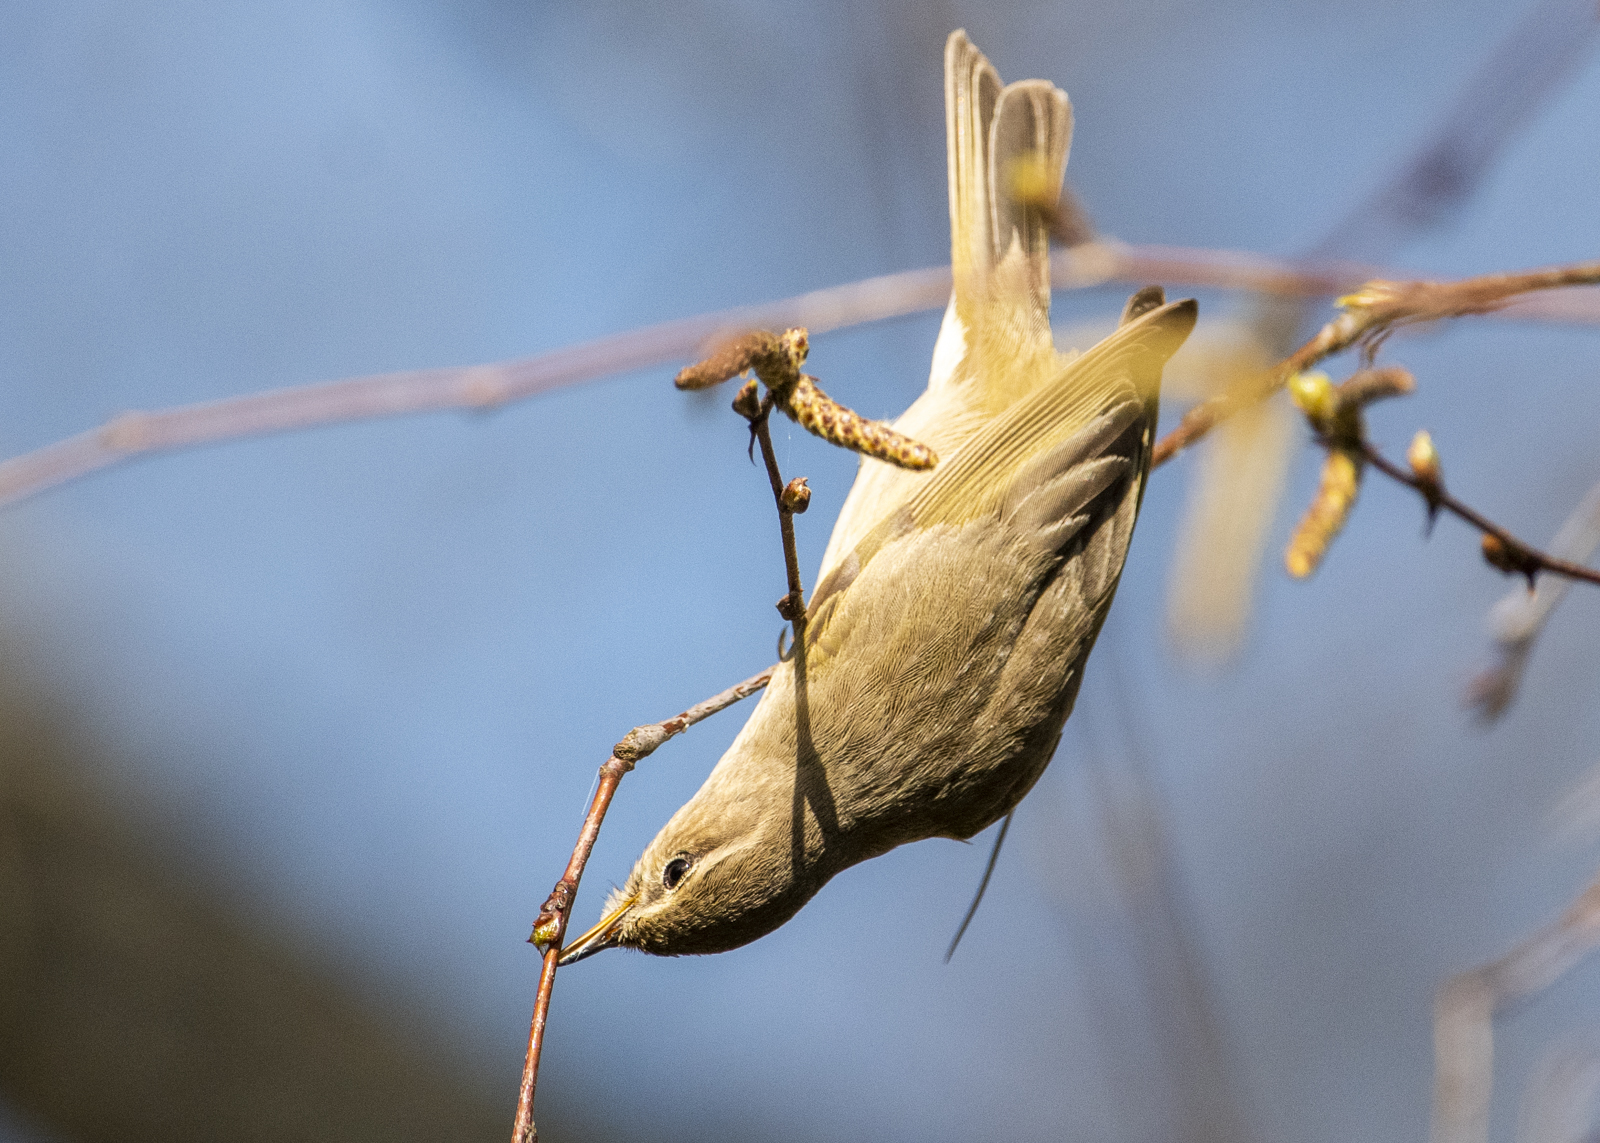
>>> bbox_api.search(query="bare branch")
[1469,480,1600,718]
[1361,442,1600,588]
[1310,0,1600,263]
[739,388,811,641]
[9,243,1600,513]
[512,346,843,1138]
[0,265,951,510]
[510,666,773,1143]
[1153,261,1600,469]
[1433,872,1600,1143]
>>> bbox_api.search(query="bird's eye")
[662,856,693,891]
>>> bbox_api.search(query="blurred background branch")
[1469,481,1600,718]
[1163,0,1600,661]
[2,245,1598,515]
[1433,872,1600,1143]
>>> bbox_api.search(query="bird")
[558,30,1196,964]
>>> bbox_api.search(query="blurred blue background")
[2,2,1599,1141]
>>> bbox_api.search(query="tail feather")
[945,32,1002,310]
[945,31,1073,340]
[990,79,1072,321]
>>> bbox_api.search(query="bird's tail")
[944,30,1072,348]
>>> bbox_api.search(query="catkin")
[1285,448,1362,578]
[782,375,938,471]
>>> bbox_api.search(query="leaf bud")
[781,477,812,514]
[1406,430,1441,484]
[1288,370,1337,423]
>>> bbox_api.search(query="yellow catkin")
[782,376,938,470]
[1285,448,1361,578]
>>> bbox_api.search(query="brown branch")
[508,666,774,1143]
[1468,480,1600,719]
[511,350,834,1141]
[739,392,810,642]
[1359,442,1600,588]
[1269,362,1600,589]
[10,244,1600,513]
[1152,260,1600,470]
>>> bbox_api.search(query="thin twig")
[750,407,809,643]
[1359,442,1600,589]
[1469,480,1600,719]
[1152,260,1600,469]
[509,666,774,1143]
[8,244,1600,512]
[509,357,822,1139]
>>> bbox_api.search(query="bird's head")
[557,763,815,963]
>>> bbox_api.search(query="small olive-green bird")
[560,30,1195,964]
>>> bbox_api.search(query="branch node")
[781,477,812,514]
[731,377,764,421]
[612,726,666,764]
[1481,534,1541,590]
[529,881,575,950]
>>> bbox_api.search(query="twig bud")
[614,723,669,763]
[1285,448,1362,578]
[1335,282,1399,314]
[1406,429,1440,482]
[731,378,762,421]
[1288,370,1337,424]
[1481,534,1541,590]
[1406,429,1444,533]
[781,477,811,514]
[530,917,559,952]
[776,592,805,622]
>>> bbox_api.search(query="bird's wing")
[907,296,1193,530]
[805,297,1196,646]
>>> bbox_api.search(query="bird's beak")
[556,893,637,966]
